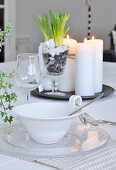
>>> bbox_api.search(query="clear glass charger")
[0,123,110,160]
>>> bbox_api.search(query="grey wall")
[16,0,116,53]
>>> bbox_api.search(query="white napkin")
[36,141,116,170]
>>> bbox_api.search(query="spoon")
[79,112,116,126]
[67,95,82,114]
[69,92,104,116]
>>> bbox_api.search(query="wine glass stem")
[52,78,55,93]
[27,91,30,101]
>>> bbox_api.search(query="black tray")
[31,84,115,100]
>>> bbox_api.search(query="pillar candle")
[64,35,77,57]
[75,39,95,96]
[58,35,77,92]
[89,38,103,93]
[58,57,76,92]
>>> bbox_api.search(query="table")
[0,61,116,170]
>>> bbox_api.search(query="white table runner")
[36,141,116,170]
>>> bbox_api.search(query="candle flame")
[66,34,70,39]
[92,36,95,40]
[84,38,87,43]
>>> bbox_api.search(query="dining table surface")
[0,60,116,170]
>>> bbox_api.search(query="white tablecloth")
[0,61,116,170]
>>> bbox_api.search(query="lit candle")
[89,37,103,93]
[75,38,95,96]
[58,35,77,92]
[58,57,76,92]
[64,35,77,57]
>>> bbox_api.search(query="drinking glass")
[15,53,41,101]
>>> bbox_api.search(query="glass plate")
[0,123,110,160]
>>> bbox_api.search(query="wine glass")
[43,45,69,96]
[15,53,41,101]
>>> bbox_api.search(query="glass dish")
[0,123,110,160]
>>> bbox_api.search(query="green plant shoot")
[35,11,70,46]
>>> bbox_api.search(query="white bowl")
[13,96,82,144]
